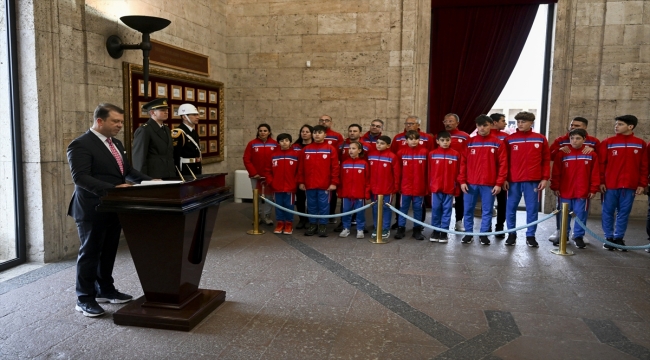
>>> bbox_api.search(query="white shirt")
[89,128,114,153]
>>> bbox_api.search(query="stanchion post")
[550,202,573,256]
[369,195,391,244]
[247,188,265,235]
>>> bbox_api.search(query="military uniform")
[131,98,176,179]
[172,122,202,175]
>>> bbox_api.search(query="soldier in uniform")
[131,98,176,179]
[172,104,202,176]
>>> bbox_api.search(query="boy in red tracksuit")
[266,133,300,235]
[395,130,428,240]
[338,142,370,239]
[459,115,508,245]
[428,131,462,243]
[599,115,648,250]
[550,129,599,249]
[504,111,551,248]
[298,125,340,237]
[368,136,401,239]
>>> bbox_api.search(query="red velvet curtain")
[427,3,541,134]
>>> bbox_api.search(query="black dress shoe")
[96,290,133,304]
[76,300,105,317]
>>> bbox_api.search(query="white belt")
[180,157,201,164]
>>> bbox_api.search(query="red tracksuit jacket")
[339,138,371,162]
[361,131,382,144]
[491,129,508,141]
[459,133,508,187]
[550,146,600,199]
[297,142,340,190]
[504,130,551,182]
[243,137,278,178]
[397,146,428,196]
[598,133,648,189]
[433,128,470,154]
[325,128,344,149]
[339,157,371,199]
[265,148,300,193]
[550,132,601,159]
[391,131,433,154]
[368,149,401,194]
[428,147,462,196]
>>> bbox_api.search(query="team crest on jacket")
[255,148,259,152]
[419,140,423,145]
[491,149,495,153]
[471,149,476,154]
[513,145,518,150]
[273,161,278,166]
[328,140,333,144]
[306,154,310,159]
[612,150,617,156]
[383,163,387,167]
[403,160,408,166]
[635,150,639,154]
[358,169,362,173]
[459,139,463,142]
[290,161,293,165]
[323,154,328,159]
[534,144,539,148]
[449,160,452,164]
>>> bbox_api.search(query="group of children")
[254,112,648,251]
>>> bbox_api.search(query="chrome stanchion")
[551,203,573,256]
[247,188,265,235]
[369,195,390,244]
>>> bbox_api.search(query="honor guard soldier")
[131,98,176,179]
[172,104,202,176]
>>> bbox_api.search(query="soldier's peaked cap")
[142,98,169,111]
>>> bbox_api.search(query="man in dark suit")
[67,103,151,317]
[132,98,176,178]
[172,103,202,176]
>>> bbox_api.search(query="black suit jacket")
[67,130,151,222]
[132,118,176,179]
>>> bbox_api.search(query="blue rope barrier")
[260,196,375,219]
[572,215,650,250]
[386,204,558,236]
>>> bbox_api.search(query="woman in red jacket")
[243,123,278,225]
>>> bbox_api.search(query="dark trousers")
[329,189,338,216]
[454,193,464,223]
[296,187,307,223]
[495,189,507,229]
[75,213,121,302]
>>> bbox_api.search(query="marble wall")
[9,0,650,263]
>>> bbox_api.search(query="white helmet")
[178,103,199,116]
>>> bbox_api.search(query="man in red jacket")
[298,125,340,237]
[504,111,551,247]
[599,115,648,250]
[550,129,599,249]
[362,119,384,144]
[459,115,507,245]
[319,115,344,224]
[490,113,508,238]
[395,130,429,240]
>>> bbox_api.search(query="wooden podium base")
[113,289,226,331]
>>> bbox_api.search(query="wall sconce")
[106,15,171,98]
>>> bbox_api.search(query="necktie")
[106,138,124,174]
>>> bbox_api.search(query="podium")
[97,173,233,331]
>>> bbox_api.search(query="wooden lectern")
[97,173,232,331]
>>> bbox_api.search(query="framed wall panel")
[122,62,225,163]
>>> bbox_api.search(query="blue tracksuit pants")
[371,194,392,230]
[506,181,540,237]
[602,188,635,239]
[306,189,330,225]
[431,192,453,231]
[342,199,366,230]
[398,195,423,228]
[463,185,494,232]
[558,198,589,238]
[274,192,294,222]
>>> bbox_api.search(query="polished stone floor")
[2,200,650,359]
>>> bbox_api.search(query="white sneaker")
[548,230,559,242]
[455,221,465,231]
[429,236,438,242]
[356,230,364,239]
[339,229,350,238]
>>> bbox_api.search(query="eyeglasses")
[404,122,417,126]
[319,118,331,122]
